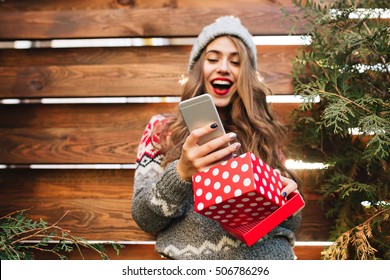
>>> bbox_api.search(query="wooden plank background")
[0,0,304,39]
[0,0,332,260]
[0,45,297,98]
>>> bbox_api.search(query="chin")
[209,91,233,107]
[213,97,231,108]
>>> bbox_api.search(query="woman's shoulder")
[145,114,173,134]
[148,113,169,125]
[137,114,173,158]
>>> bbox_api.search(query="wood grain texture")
[0,45,299,98]
[0,0,295,11]
[0,1,303,39]
[0,103,299,164]
[0,103,173,163]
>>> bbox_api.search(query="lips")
[211,78,233,96]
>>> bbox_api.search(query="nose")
[217,59,230,74]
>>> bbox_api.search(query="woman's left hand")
[277,171,303,216]
[274,170,299,199]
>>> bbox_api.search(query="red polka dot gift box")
[192,152,305,246]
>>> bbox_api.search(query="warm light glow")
[0,99,21,104]
[29,164,136,169]
[329,8,390,19]
[285,159,328,170]
[0,35,312,50]
[266,95,320,103]
[13,40,33,49]
[1,95,321,105]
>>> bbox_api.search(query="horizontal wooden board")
[0,169,322,199]
[0,63,184,98]
[0,45,299,98]
[0,2,303,39]
[0,0,295,12]
[0,198,155,241]
[0,103,299,164]
[0,46,193,66]
[0,199,328,241]
[0,103,174,163]
[0,169,332,242]
[0,169,135,200]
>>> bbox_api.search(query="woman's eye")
[207,58,218,63]
[231,61,240,66]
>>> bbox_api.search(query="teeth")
[212,80,231,85]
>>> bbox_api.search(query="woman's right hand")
[176,122,241,181]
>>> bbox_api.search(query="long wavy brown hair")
[156,36,299,182]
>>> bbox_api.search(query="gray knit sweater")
[131,115,302,260]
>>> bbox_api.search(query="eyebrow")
[205,50,239,57]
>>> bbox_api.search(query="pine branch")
[314,71,373,115]
[10,211,69,244]
[285,0,389,259]
[322,207,389,260]
[0,205,37,221]
[0,207,122,260]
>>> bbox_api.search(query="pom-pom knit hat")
[188,15,257,71]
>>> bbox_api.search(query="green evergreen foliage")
[0,206,123,260]
[283,0,389,259]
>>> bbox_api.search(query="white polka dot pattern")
[192,152,287,228]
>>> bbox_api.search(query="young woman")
[131,16,302,260]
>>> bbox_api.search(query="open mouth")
[211,79,233,95]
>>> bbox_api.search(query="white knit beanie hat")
[188,15,257,71]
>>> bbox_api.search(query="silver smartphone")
[179,94,226,146]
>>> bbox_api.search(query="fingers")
[279,174,299,199]
[201,141,241,169]
[185,122,219,147]
[181,122,219,166]
[178,122,241,181]
[273,169,299,199]
[186,122,238,157]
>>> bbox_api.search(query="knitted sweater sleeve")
[131,115,193,233]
